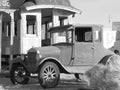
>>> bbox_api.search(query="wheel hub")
[14,67,26,82]
[43,66,56,81]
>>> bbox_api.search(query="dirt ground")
[0,73,91,90]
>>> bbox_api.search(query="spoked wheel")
[38,62,60,88]
[10,64,29,85]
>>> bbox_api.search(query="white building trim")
[26,5,82,14]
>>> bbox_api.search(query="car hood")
[28,46,61,58]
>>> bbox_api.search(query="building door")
[20,13,42,54]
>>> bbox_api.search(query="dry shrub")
[0,85,5,90]
[85,55,120,90]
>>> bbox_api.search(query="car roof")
[49,25,73,32]
[49,24,103,32]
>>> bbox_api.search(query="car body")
[110,30,120,55]
[10,24,114,88]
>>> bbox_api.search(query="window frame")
[26,15,37,36]
[75,27,93,42]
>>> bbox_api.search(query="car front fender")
[38,57,69,73]
[10,57,27,71]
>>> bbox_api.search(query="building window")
[26,15,37,35]
[2,21,18,37]
[2,22,11,37]
[14,21,17,36]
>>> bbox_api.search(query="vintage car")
[10,24,114,88]
[110,30,120,55]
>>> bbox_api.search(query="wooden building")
[0,0,81,70]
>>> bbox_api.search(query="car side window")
[75,27,92,42]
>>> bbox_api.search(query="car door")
[73,27,94,65]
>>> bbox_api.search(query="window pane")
[85,31,92,42]
[26,15,37,35]
[51,30,72,44]
[75,27,92,42]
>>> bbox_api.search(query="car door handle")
[92,47,95,49]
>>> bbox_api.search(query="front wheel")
[10,64,29,85]
[38,62,60,88]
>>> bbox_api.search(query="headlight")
[36,54,42,60]
[36,50,42,60]
[21,55,25,61]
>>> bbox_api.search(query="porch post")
[0,14,2,71]
[53,15,59,27]
[68,15,73,24]
[52,10,59,27]
[45,22,48,39]
[9,12,15,68]
[20,14,27,54]
[36,12,42,47]
[52,12,60,43]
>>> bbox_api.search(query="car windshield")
[51,29,72,44]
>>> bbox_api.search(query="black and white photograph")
[0,0,120,90]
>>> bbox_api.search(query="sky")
[69,0,120,27]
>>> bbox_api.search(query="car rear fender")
[99,55,114,65]
[38,57,69,74]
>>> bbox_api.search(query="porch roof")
[0,8,16,13]
[24,0,72,7]
[21,0,81,14]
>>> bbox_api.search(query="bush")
[0,85,5,90]
[85,55,120,90]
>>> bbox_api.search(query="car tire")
[10,64,29,85]
[38,62,60,88]
[74,74,80,79]
[114,50,119,55]
[74,73,83,80]
[74,73,80,79]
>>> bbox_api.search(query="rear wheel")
[74,73,83,81]
[38,62,60,88]
[114,50,119,55]
[74,74,80,79]
[10,64,29,85]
